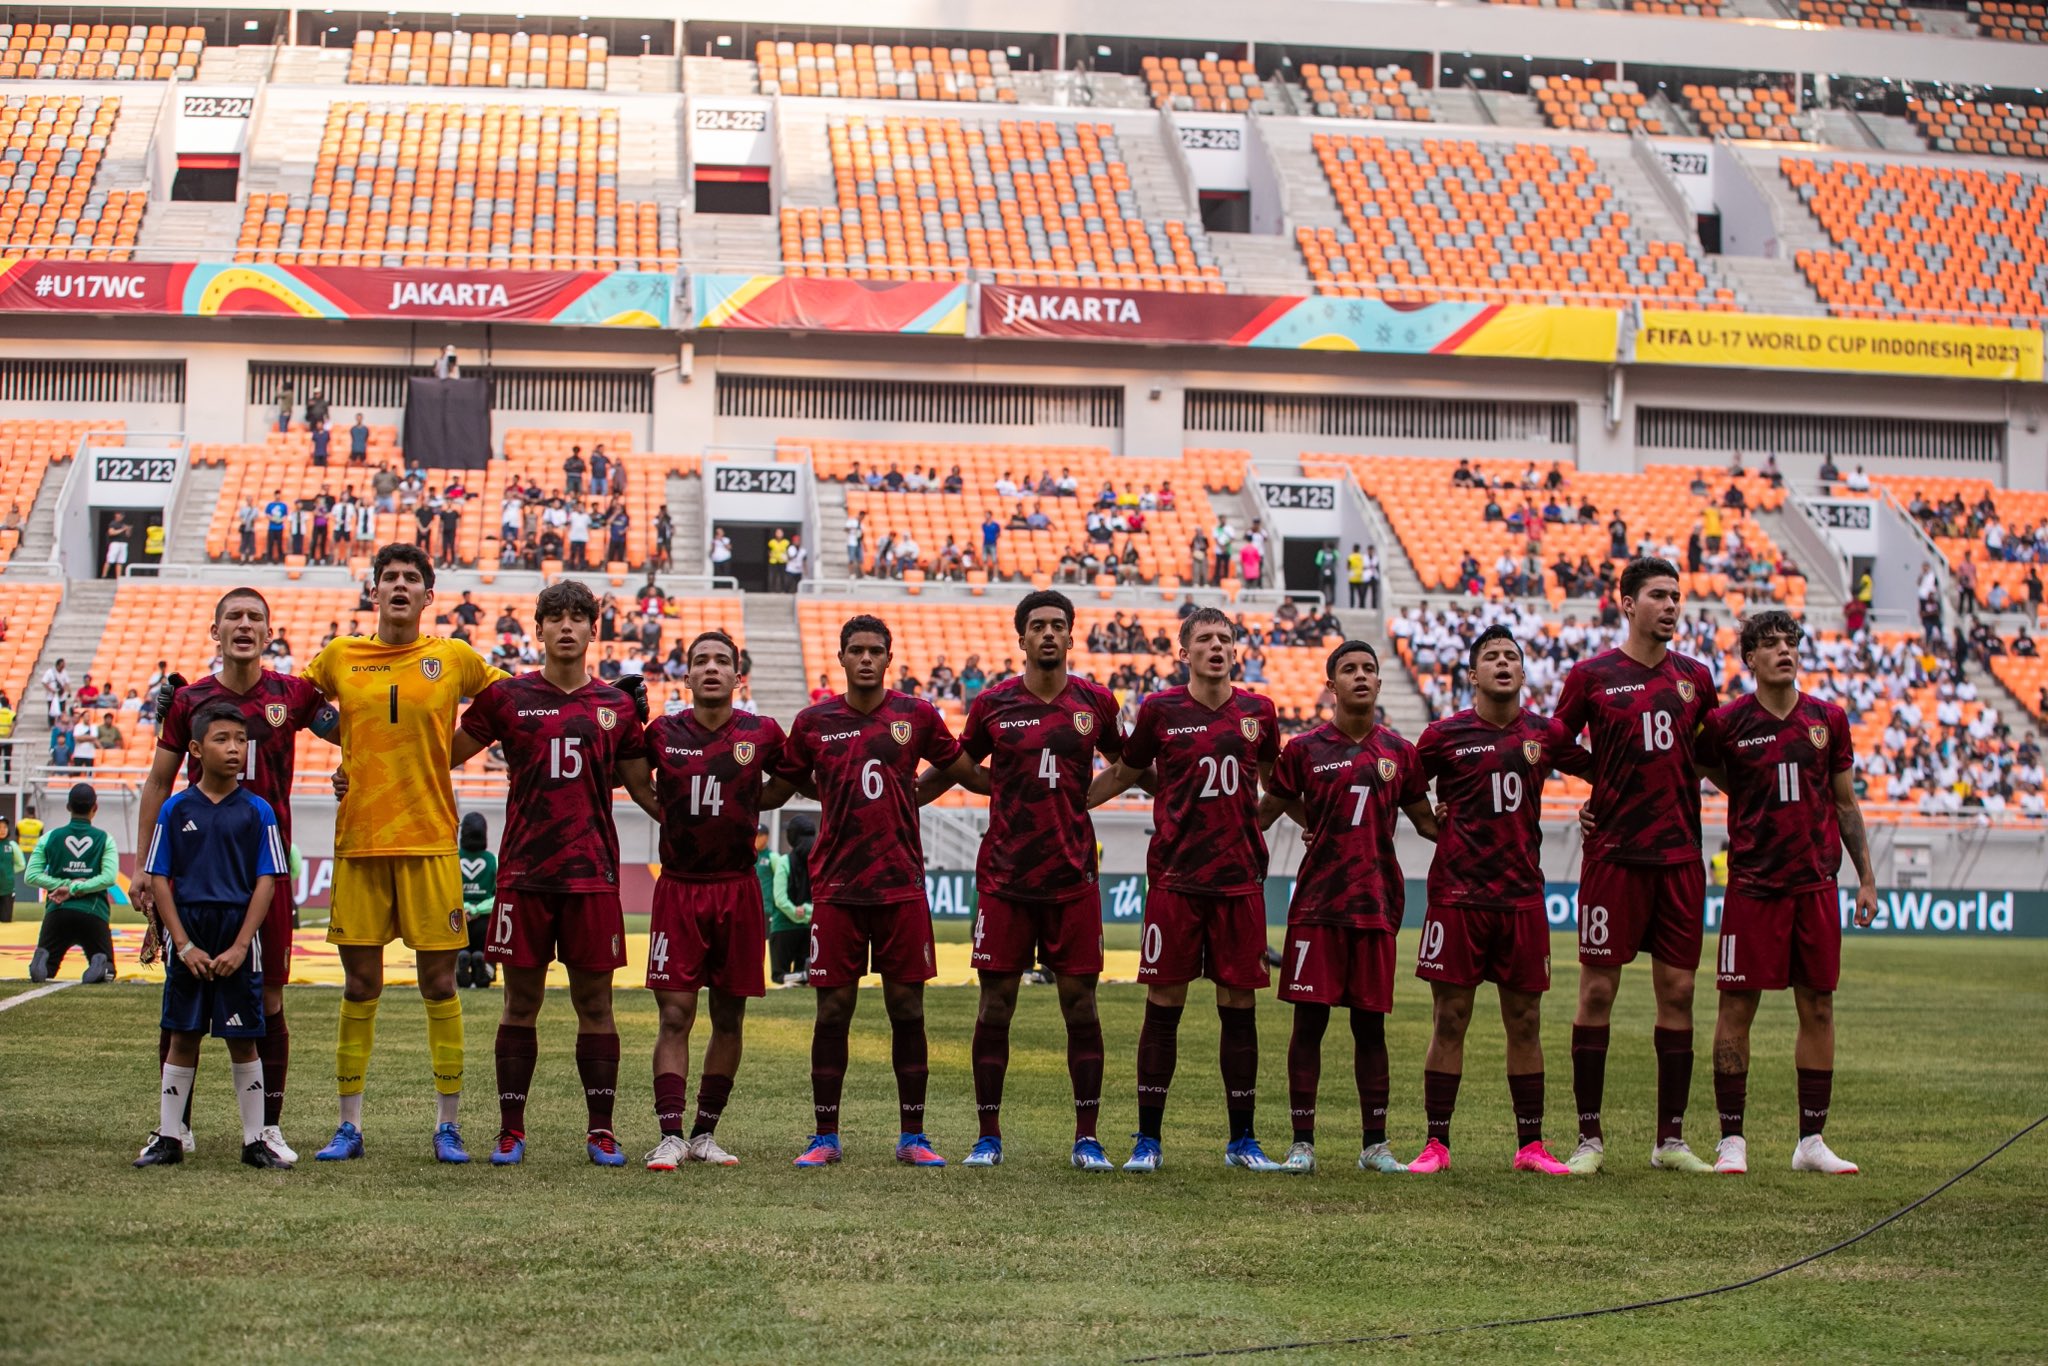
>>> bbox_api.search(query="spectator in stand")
[1212,516,1235,584]
[1958,550,1980,615]
[349,413,370,463]
[1845,464,1871,492]
[606,503,629,567]
[784,532,808,592]
[304,388,329,430]
[767,527,790,589]
[263,491,288,563]
[1189,526,1209,587]
[589,446,609,497]
[433,345,460,379]
[1238,537,1263,591]
[982,509,1001,575]
[846,510,865,579]
[372,462,399,514]
[566,501,592,569]
[439,494,461,568]
[310,419,331,468]
[275,383,294,433]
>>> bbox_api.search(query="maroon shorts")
[483,888,627,974]
[257,880,293,987]
[1416,901,1551,995]
[972,888,1105,977]
[807,898,936,988]
[646,876,768,998]
[1716,887,1841,993]
[1577,857,1705,970]
[1277,922,1396,1013]
[1138,887,1270,991]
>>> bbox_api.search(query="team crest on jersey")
[1808,723,1829,750]
[265,702,288,728]
[890,720,913,745]
[1240,717,1261,742]
[420,657,443,681]
[1522,738,1543,765]
[734,740,757,765]
[447,908,462,933]
[597,706,618,731]
[1073,710,1096,737]
[1377,756,1397,782]
[1676,680,1695,703]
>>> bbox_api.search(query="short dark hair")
[1014,589,1075,636]
[371,542,435,590]
[1468,624,1522,672]
[1739,609,1804,661]
[687,630,740,666]
[190,701,249,744]
[66,781,96,815]
[534,579,598,627]
[213,587,270,623]
[1178,606,1234,648]
[1325,638,1379,678]
[1619,555,1681,601]
[840,613,892,652]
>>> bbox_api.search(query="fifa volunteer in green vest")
[28,783,119,983]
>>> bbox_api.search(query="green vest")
[756,849,788,932]
[40,820,111,921]
[460,849,497,916]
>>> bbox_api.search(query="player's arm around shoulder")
[1395,739,1439,841]
[1256,733,1301,831]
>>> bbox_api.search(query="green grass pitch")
[2,932,2044,1363]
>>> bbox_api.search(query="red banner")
[981,284,1282,343]
[692,274,966,334]
[0,259,183,313]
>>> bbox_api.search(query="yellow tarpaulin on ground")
[1635,310,2044,382]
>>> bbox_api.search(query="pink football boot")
[1406,1138,1452,1174]
[1512,1140,1572,1175]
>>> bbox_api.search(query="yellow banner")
[1452,304,1620,364]
[1635,311,2043,383]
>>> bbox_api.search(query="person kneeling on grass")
[135,703,291,1170]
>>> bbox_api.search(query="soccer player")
[917,590,1124,1171]
[134,703,290,1170]
[1696,611,1876,1175]
[1259,640,1437,1175]
[303,543,508,1164]
[136,587,338,1163]
[774,613,977,1168]
[454,580,653,1168]
[1412,625,1590,1176]
[638,628,796,1170]
[1553,556,1721,1175]
[1087,606,1281,1173]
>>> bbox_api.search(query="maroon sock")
[495,1023,539,1135]
[654,1070,690,1137]
[891,1016,929,1135]
[1288,1006,1330,1145]
[692,1073,734,1137]
[1796,1067,1832,1138]
[1715,1067,1748,1138]
[1653,1026,1694,1145]
[575,1031,620,1132]
[1424,1069,1461,1147]
[1352,1010,1390,1146]
[971,1019,1009,1140]
[1218,1004,1258,1141]
[1066,1018,1104,1140]
[1135,1001,1183,1138]
[160,1029,195,1128]
[259,1011,289,1128]
[810,1017,849,1135]
[1572,1024,1609,1142]
[1507,1070,1544,1145]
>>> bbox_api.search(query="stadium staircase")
[679,213,778,270]
[681,55,759,95]
[665,468,704,575]
[1862,112,1935,154]
[1474,90,1549,132]
[196,44,277,84]
[1255,119,1342,231]
[19,579,116,768]
[135,202,242,258]
[11,465,69,567]
[741,593,812,722]
[1429,87,1497,128]
[102,85,170,195]
[772,101,840,212]
[163,464,225,567]
[267,46,350,85]
[813,479,849,583]
[1208,232,1311,290]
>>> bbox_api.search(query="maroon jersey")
[645,709,787,880]
[1121,686,1279,897]
[1554,647,1720,866]
[158,670,330,847]
[962,674,1123,902]
[1418,707,1590,912]
[458,673,648,891]
[775,692,962,906]
[1697,692,1852,896]
[1268,722,1426,929]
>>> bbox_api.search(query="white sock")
[437,1091,460,1126]
[232,1060,265,1146]
[339,1092,363,1128]
[160,1063,196,1138]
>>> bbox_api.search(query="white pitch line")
[0,980,79,1012]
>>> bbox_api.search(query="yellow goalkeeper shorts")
[327,855,466,952]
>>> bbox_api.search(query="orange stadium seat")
[1798,0,1924,27]
[755,41,1017,102]
[0,23,200,80]
[1297,64,1433,121]
[0,420,119,564]
[1529,76,1665,135]
[780,114,1221,290]
[1906,94,2048,159]
[1142,55,1265,114]
[1871,474,2048,609]
[0,94,143,260]
[1681,83,1804,142]
[234,102,677,271]
[1783,157,2048,325]
[0,582,60,708]
[349,29,609,90]
[1970,1,2048,40]
[1625,0,1728,14]
[1296,134,1735,309]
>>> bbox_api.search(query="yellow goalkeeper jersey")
[303,634,508,857]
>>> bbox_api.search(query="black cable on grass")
[1127,1114,2047,1363]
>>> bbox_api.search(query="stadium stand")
[0,421,119,565]
[1905,94,2048,158]
[1873,475,2048,612]
[0,581,59,710]
[781,114,1218,287]
[1969,0,2048,40]
[1797,0,1924,27]
[1625,0,1728,15]
[233,102,676,270]
[0,23,201,80]
[1296,135,1734,307]
[1681,83,1805,141]
[1783,157,2048,323]
[1295,65,1433,121]
[347,29,610,89]
[1529,76,1666,135]
[0,94,142,260]
[1142,55,1264,114]
[754,41,1017,101]
[1305,454,1800,607]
